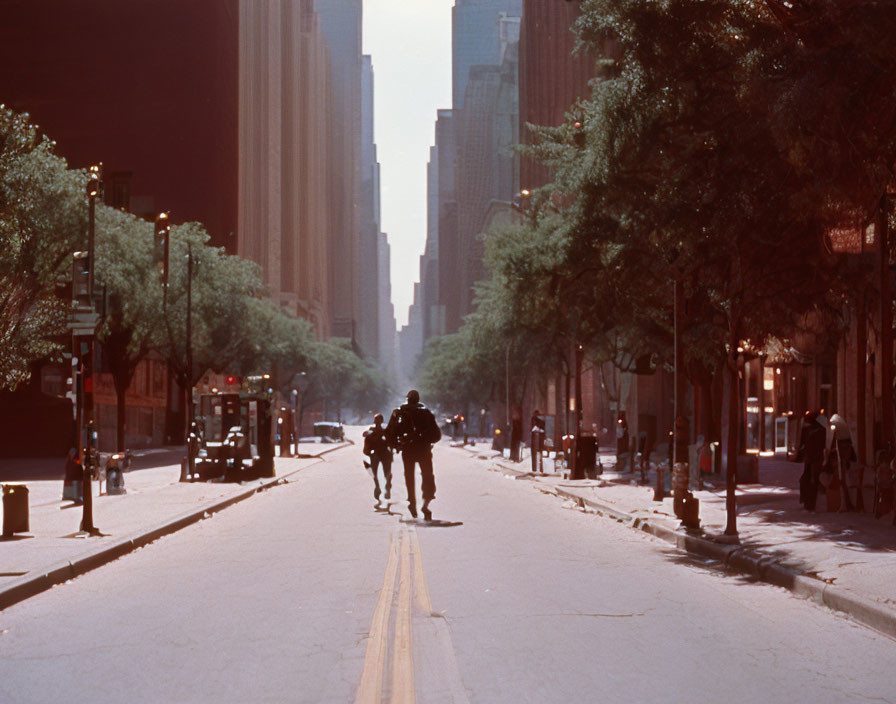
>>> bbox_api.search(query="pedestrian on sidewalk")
[386,390,442,520]
[616,411,629,468]
[829,413,857,512]
[510,407,523,463]
[530,409,545,474]
[363,413,392,503]
[796,411,826,511]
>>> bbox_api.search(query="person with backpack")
[363,413,392,503]
[385,389,442,520]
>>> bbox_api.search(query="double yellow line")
[356,528,432,704]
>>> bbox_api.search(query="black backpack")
[391,407,425,450]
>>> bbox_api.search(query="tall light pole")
[571,343,585,479]
[154,212,170,311]
[184,244,198,443]
[505,342,511,454]
[78,163,102,536]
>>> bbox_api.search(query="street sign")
[67,309,99,335]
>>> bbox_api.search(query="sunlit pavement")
[475,444,896,628]
[0,433,894,703]
[0,442,343,594]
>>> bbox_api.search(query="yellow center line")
[390,529,416,703]
[409,530,433,615]
[356,531,399,704]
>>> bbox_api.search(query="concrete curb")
[487,458,896,640]
[295,439,354,459]
[0,453,334,612]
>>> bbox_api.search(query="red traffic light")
[225,375,239,386]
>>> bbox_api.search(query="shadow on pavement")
[0,446,187,482]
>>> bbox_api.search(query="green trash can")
[3,484,29,536]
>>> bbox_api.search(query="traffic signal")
[573,120,586,148]
[154,212,170,287]
[225,375,241,387]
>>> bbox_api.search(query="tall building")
[423,146,444,342]
[434,109,462,333]
[316,0,364,346]
[238,0,334,336]
[0,0,240,250]
[518,0,594,190]
[377,232,397,377]
[451,8,521,330]
[0,0,342,339]
[359,55,382,359]
[0,0,375,448]
[452,0,524,110]
[455,30,520,320]
[398,283,425,391]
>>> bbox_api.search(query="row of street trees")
[419,0,896,535]
[0,105,390,450]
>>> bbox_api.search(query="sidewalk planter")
[2,484,29,536]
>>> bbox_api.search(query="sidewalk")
[463,444,896,639]
[0,440,351,610]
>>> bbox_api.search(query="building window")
[111,172,132,211]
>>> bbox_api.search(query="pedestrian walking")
[510,407,523,463]
[363,413,392,503]
[829,413,857,511]
[530,409,545,473]
[616,411,629,467]
[386,390,442,520]
[796,411,826,511]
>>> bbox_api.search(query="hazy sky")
[362,0,454,328]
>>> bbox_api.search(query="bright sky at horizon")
[363,0,454,329]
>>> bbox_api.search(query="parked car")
[313,421,345,442]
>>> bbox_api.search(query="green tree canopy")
[0,106,85,388]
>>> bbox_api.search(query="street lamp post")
[79,163,102,536]
[154,212,170,310]
[671,259,699,527]
[184,244,197,443]
[505,342,511,458]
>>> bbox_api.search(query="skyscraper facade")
[451,7,521,331]
[452,0,524,110]
[238,0,334,336]
[0,0,241,250]
[316,0,365,347]
[518,0,594,191]
[360,55,382,360]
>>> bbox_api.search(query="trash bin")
[2,484,29,536]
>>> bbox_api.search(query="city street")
[0,437,894,703]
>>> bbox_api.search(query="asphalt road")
[1,437,894,703]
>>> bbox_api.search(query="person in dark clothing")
[530,409,546,473]
[795,412,814,505]
[796,412,826,511]
[510,408,523,463]
[363,413,392,503]
[830,413,856,511]
[385,390,442,520]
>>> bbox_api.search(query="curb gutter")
[488,457,896,640]
[0,455,331,612]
